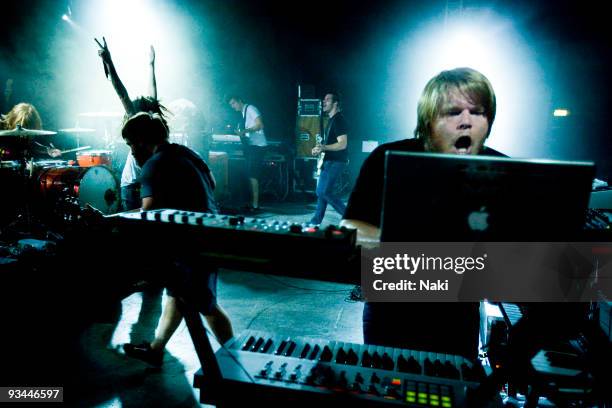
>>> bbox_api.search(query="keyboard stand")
[175,297,224,406]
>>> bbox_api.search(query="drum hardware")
[0,124,57,137]
[58,127,96,133]
[31,142,92,160]
[22,146,90,177]
[0,125,58,164]
[77,112,122,118]
[0,127,51,228]
[1,122,120,228]
[0,160,20,169]
[36,165,120,217]
[59,146,92,154]
[76,149,113,167]
[59,127,97,148]
[2,162,120,228]
[0,125,62,172]
[77,111,123,149]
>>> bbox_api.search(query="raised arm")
[148,45,157,100]
[95,37,135,115]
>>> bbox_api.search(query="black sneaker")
[123,341,164,367]
[348,285,364,302]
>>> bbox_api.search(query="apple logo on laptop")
[468,206,489,231]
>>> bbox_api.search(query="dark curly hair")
[124,96,169,128]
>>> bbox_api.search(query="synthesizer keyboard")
[212,134,242,143]
[108,209,359,281]
[499,303,523,327]
[494,303,607,405]
[194,330,486,407]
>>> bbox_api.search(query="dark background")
[1,0,611,179]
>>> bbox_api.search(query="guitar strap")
[242,104,249,132]
[324,115,335,145]
[317,115,336,172]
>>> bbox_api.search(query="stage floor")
[69,201,360,407]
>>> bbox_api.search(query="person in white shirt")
[227,94,268,210]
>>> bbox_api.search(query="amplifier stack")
[294,98,327,193]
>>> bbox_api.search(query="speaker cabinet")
[208,151,229,202]
[295,116,321,158]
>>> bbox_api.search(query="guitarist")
[309,92,348,225]
[227,94,267,211]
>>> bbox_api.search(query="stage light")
[62,5,72,21]
[431,28,489,70]
[390,8,548,158]
[553,109,570,117]
[56,0,215,135]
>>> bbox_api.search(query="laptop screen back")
[381,152,595,241]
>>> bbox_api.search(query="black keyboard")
[107,209,359,282]
[194,330,486,407]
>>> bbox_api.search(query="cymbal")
[78,111,123,118]
[0,125,57,137]
[58,127,97,133]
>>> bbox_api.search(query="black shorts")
[244,145,266,180]
[164,261,218,315]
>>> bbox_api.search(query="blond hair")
[414,67,496,141]
[1,103,42,130]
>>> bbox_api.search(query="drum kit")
[0,120,121,228]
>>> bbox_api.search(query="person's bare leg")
[204,304,234,344]
[249,177,259,208]
[150,295,183,351]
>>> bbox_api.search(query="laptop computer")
[380,152,595,241]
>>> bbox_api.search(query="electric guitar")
[315,135,325,178]
[235,124,250,146]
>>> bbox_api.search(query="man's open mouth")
[454,136,472,154]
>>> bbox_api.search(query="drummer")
[1,103,62,158]
[96,37,167,210]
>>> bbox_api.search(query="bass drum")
[37,165,120,215]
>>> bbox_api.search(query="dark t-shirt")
[346,138,505,357]
[323,112,349,163]
[344,138,505,228]
[140,143,219,313]
[140,143,217,213]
